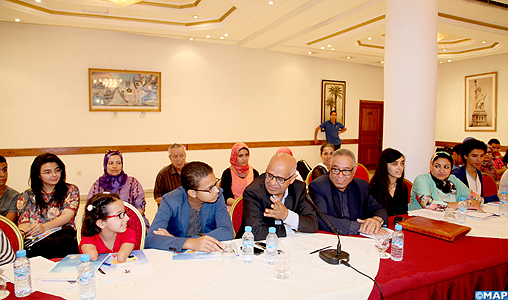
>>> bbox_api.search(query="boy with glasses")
[146,161,233,252]
[240,153,317,240]
[309,149,387,235]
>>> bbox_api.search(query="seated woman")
[88,150,149,228]
[369,148,408,216]
[220,143,259,208]
[17,153,80,258]
[408,152,482,211]
[0,229,16,265]
[80,193,135,263]
[480,145,500,185]
[310,143,335,181]
[145,161,233,252]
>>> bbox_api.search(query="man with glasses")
[240,153,318,240]
[309,149,387,235]
[154,143,187,205]
[146,161,233,252]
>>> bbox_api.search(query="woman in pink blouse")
[17,153,80,258]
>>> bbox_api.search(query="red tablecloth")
[368,216,508,300]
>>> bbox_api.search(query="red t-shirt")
[79,228,137,254]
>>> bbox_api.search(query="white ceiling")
[1,0,507,66]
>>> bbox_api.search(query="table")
[367,211,508,300]
[3,233,379,300]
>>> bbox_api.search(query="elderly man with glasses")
[309,149,387,235]
[240,153,317,241]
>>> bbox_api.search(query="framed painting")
[465,72,497,132]
[89,68,161,112]
[321,80,346,125]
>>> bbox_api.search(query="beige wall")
[0,22,383,193]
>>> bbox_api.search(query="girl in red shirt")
[79,193,136,263]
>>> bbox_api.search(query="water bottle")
[391,224,404,261]
[77,254,96,300]
[242,226,254,264]
[499,191,508,216]
[265,227,278,265]
[457,197,467,224]
[13,250,32,297]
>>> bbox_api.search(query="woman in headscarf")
[88,150,149,227]
[408,152,482,211]
[221,143,259,209]
[480,144,500,185]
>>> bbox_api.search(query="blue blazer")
[451,166,499,203]
[145,186,234,252]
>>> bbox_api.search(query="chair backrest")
[76,201,146,250]
[229,196,243,238]
[482,173,498,197]
[0,215,24,251]
[305,171,312,186]
[403,179,413,203]
[354,163,370,182]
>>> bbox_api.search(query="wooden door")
[358,100,383,169]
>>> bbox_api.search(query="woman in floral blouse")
[17,153,80,258]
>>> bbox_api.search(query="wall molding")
[0,139,359,157]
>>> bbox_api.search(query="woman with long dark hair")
[17,153,80,258]
[369,148,408,216]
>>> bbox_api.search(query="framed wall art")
[465,72,497,132]
[89,68,161,112]
[321,80,346,125]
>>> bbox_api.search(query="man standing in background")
[314,111,347,150]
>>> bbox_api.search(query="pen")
[309,245,331,254]
[199,232,224,251]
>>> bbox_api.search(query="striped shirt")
[0,230,15,266]
[154,164,183,199]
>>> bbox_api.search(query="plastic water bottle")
[457,197,467,224]
[242,226,254,264]
[13,250,32,297]
[391,224,404,261]
[77,254,96,300]
[265,227,278,265]
[499,191,508,216]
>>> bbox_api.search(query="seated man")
[452,139,498,202]
[451,144,463,170]
[153,143,187,206]
[0,155,19,223]
[241,153,317,240]
[308,149,387,235]
[145,161,233,252]
[488,138,506,176]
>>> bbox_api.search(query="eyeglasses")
[193,178,220,193]
[330,168,354,176]
[170,155,185,161]
[104,210,128,219]
[265,172,294,185]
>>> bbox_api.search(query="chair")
[354,163,370,182]
[482,173,498,197]
[76,202,146,250]
[0,215,24,251]
[305,171,312,186]
[403,178,413,203]
[229,196,243,238]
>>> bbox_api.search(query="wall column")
[384,0,438,181]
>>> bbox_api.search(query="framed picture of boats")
[89,69,161,112]
[465,72,496,132]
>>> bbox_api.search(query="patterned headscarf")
[430,151,455,194]
[98,150,128,193]
[229,142,250,178]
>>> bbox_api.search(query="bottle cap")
[460,197,466,201]
[81,254,91,262]
[395,224,402,231]
[269,227,276,233]
[16,250,26,258]
[245,226,252,232]
[502,191,507,195]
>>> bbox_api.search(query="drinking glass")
[444,208,456,223]
[220,241,237,267]
[274,250,290,279]
[374,233,391,259]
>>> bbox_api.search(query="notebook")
[42,253,110,282]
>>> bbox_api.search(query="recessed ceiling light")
[368,37,372,40]
[443,49,446,52]
[346,56,351,59]
[35,0,41,2]
[448,60,451,62]
[268,1,274,4]
[381,61,384,64]
[206,35,210,38]
[321,47,324,49]
[189,38,193,40]
[328,45,331,47]
[220,37,224,39]
[308,52,312,55]
[439,61,443,64]
[482,41,486,44]
[331,48,335,51]
[15,18,20,22]
[224,33,228,37]
[193,15,198,19]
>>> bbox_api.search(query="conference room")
[1,0,507,299]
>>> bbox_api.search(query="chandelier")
[108,0,143,7]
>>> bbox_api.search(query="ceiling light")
[381,61,384,64]
[15,18,20,22]
[346,57,351,59]
[308,52,312,55]
[224,33,228,37]
[108,0,142,7]
[35,0,41,2]
[439,61,443,64]
[189,38,193,40]
[268,1,274,4]
[482,41,486,44]
[367,37,372,40]
[448,60,451,62]
[321,47,324,49]
[328,45,331,47]
[206,35,210,38]
[443,49,446,52]
[220,37,224,39]
[331,48,335,51]
[193,15,198,19]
